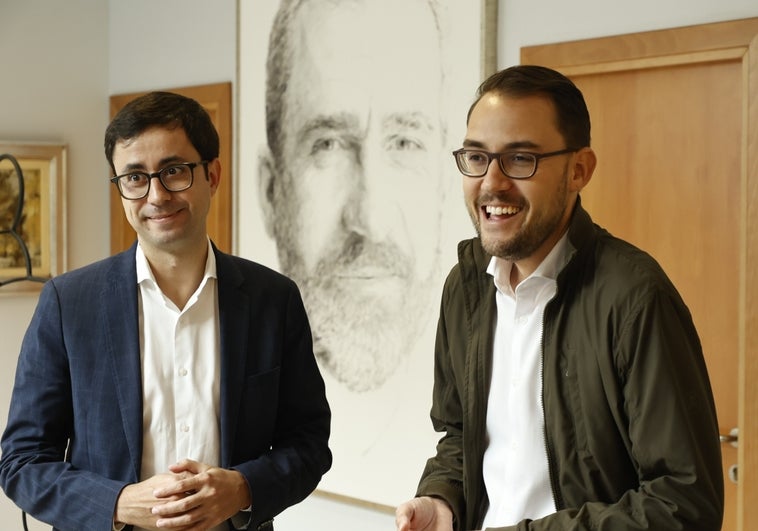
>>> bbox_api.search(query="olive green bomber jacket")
[415,202,724,530]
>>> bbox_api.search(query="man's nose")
[342,155,394,239]
[481,157,514,192]
[146,175,172,202]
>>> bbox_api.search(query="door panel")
[575,59,741,531]
[522,17,758,531]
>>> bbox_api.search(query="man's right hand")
[113,472,191,530]
[396,496,454,531]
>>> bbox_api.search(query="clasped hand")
[395,496,454,531]
[115,459,250,530]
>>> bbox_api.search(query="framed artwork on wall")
[238,0,497,509]
[0,143,66,291]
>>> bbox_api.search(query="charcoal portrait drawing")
[239,0,486,506]
[258,0,446,393]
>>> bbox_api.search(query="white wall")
[1,1,756,530]
[0,1,110,270]
[498,0,758,67]
[107,0,236,95]
[0,1,109,529]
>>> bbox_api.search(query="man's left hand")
[150,459,251,530]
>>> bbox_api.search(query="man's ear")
[207,158,222,197]
[258,148,278,239]
[569,147,596,193]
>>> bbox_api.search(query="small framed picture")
[0,142,67,290]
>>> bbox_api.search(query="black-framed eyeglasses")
[110,161,209,200]
[452,148,577,179]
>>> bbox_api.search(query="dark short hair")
[468,65,591,149]
[104,91,219,173]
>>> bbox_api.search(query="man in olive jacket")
[396,66,722,530]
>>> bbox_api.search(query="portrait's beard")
[472,170,570,261]
[281,233,435,393]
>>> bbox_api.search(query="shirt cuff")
[230,507,252,530]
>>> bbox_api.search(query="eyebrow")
[296,110,438,143]
[297,113,361,143]
[119,156,186,173]
[462,139,540,150]
[382,111,435,133]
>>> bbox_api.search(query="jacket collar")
[564,196,597,259]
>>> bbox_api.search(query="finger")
[152,493,199,517]
[154,470,208,498]
[168,459,205,474]
[155,506,210,531]
[395,506,411,530]
[153,480,193,499]
[154,511,194,529]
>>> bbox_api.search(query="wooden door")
[108,82,232,254]
[523,17,758,531]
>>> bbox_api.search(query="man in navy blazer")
[0,92,331,531]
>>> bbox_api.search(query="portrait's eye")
[310,137,345,155]
[307,134,358,171]
[385,134,430,171]
[385,135,425,152]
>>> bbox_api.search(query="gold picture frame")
[0,142,67,291]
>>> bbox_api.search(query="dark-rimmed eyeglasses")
[110,161,209,200]
[452,148,577,179]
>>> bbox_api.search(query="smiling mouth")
[483,205,522,219]
[146,208,181,221]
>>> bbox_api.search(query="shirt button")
[180,424,189,433]
[179,367,188,376]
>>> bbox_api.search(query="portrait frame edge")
[0,142,67,294]
[481,0,499,79]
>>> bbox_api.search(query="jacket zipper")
[541,301,564,511]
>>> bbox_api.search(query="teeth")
[486,205,520,215]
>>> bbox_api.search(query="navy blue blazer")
[0,243,332,531]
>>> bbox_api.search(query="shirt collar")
[136,239,218,286]
[486,231,575,293]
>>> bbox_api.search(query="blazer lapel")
[103,244,143,481]
[214,247,249,467]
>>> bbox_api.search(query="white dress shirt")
[481,233,573,527]
[135,241,224,531]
